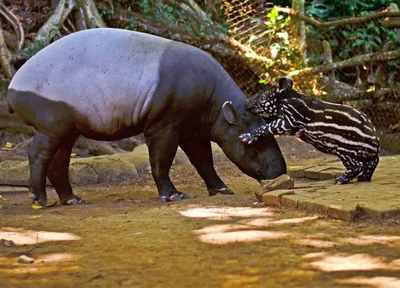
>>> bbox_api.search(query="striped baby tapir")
[239,76,380,184]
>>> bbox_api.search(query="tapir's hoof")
[160,193,190,203]
[29,192,47,208]
[208,187,234,196]
[335,176,349,185]
[63,197,86,205]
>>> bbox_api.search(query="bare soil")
[1,159,400,288]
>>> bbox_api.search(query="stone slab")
[263,156,400,222]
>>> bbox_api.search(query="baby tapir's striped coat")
[240,77,380,184]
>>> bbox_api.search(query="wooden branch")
[73,7,87,31]
[35,0,77,45]
[0,18,15,78]
[289,49,400,76]
[0,2,24,50]
[77,0,106,28]
[326,87,400,103]
[275,7,400,28]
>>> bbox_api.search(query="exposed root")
[35,0,77,45]
[0,18,15,78]
[0,3,24,50]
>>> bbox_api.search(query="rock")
[69,162,99,185]
[112,135,145,151]
[17,255,34,264]
[255,174,295,202]
[0,151,25,162]
[81,154,138,183]
[4,240,14,247]
[261,174,295,192]
[0,160,30,186]
[75,137,118,156]
[11,138,32,156]
[131,145,151,173]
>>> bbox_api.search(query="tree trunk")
[292,0,306,54]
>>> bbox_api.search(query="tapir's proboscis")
[7,28,286,207]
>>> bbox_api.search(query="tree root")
[35,0,77,45]
[0,2,24,50]
[0,18,15,79]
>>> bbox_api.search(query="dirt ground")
[1,157,400,288]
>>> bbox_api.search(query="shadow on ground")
[1,161,400,288]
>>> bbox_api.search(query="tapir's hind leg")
[28,131,61,208]
[47,132,85,205]
[179,139,234,196]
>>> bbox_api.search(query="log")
[275,6,400,28]
[289,49,400,77]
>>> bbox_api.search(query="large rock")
[0,142,230,187]
[0,154,139,186]
[0,160,29,186]
[70,154,138,185]
[69,162,99,185]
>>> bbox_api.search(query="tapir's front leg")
[179,139,234,196]
[145,126,190,203]
[240,117,296,144]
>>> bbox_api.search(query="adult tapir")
[7,28,286,208]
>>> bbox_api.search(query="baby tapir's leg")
[357,156,379,182]
[336,155,363,184]
[240,117,295,144]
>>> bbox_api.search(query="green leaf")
[352,39,364,47]
[267,7,279,23]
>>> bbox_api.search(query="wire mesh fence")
[218,0,400,153]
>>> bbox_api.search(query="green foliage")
[256,7,311,90]
[20,40,47,60]
[305,0,397,19]
[98,6,113,22]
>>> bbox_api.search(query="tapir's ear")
[278,77,293,92]
[222,101,236,124]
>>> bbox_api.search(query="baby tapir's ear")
[278,77,293,92]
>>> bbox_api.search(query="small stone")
[4,240,14,247]
[255,174,295,202]
[261,174,295,193]
[17,255,34,264]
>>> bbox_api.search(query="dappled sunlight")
[337,276,400,288]
[0,253,81,275]
[305,252,400,272]
[0,227,81,245]
[199,230,290,245]
[179,206,274,220]
[338,235,400,246]
[194,223,249,235]
[241,216,319,227]
[38,253,78,264]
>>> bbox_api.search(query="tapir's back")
[8,29,197,137]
